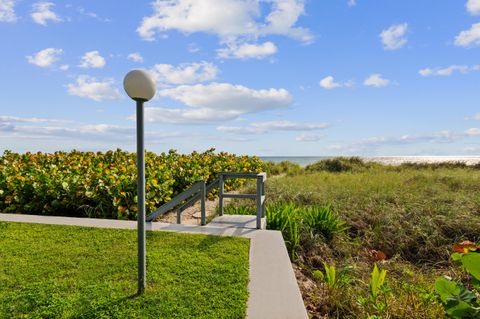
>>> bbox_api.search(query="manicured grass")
[0,222,250,318]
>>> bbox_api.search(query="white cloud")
[217,41,278,59]
[218,120,329,134]
[137,0,313,51]
[76,6,110,22]
[296,133,324,142]
[454,23,480,47]
[128,52,144,63]
[31,1,61,26]
[261,0,313,43]
[465,113,480,121]
[332,130,462,153]
[0,0,16,22]
[142,107,241,124]
[217,125,263,134]
[330,128,480,154]
[465,128,480,136]
[464,146,480,153]
[137,83,292,124]
[0,119,178,143]
[188,43,201,53]
[467,0,480,15]
[79,51,106,68]
[397,131,459,144]
[0,115,70,124]
[26,48,63,67]
[319,76,353,90]
[159,83,292,113]
[137,0,257,41]
[319,76,340,89]
[380,23,408,50]
[66,75,122,101]
[418,64,479,77]
[347,0,357,7]
[59,64,69,71]
[363,74,390,87]
[151,61,218,85]
[252,120,329,131]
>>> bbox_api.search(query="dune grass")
[227,159,480,318]
[0,222,249,319]
[266,166,480,264]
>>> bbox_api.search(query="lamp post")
[123,70,156,295]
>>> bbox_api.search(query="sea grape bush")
[0,149,264,220]
[435,241,480,319]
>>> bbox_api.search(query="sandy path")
[157,196,236,225]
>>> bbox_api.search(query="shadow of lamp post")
[123,70,156,295]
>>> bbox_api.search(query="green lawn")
[0,222,250,319]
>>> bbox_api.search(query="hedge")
[0,149,264,220]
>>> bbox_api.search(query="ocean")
[260,156,480,166]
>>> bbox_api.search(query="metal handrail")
[176,178,219,214]
[146,172,266,229]
[146,180,205,223]
[218,172,266,229]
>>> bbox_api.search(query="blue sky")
[1,0,480,156]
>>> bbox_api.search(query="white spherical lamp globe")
[123,70,156,101]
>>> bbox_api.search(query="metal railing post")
[256,176,262,229]
[219,174,224,216]
[201,180,206,225]
[261,176,266,218]
[176,209,181,224]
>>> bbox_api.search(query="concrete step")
[208,215,266,230]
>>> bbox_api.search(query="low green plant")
[266,202,347,259]
[370,263,388,301]
[435,276,479,318]
[303,205,349,241]
[305,157,374,173]
[313,263,352,289]
[323,263,337,288]
[265,161,303,176]
[266,203,301,259]
[435,242,480,318]
[223,205,256,215]
[266,202,294,231]
[357,264,389,314]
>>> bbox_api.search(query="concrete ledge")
[0,213,260,238]
[0,213,307,318]
[209,215,266,230]
[247,230,308,319]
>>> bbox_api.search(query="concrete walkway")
[0,213,308,319]
[208,215,267,230]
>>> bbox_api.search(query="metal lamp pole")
[136,98,146,294]
[123,70,156,295]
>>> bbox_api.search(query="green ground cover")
[225,158,480,318]
[0,222,250,319]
